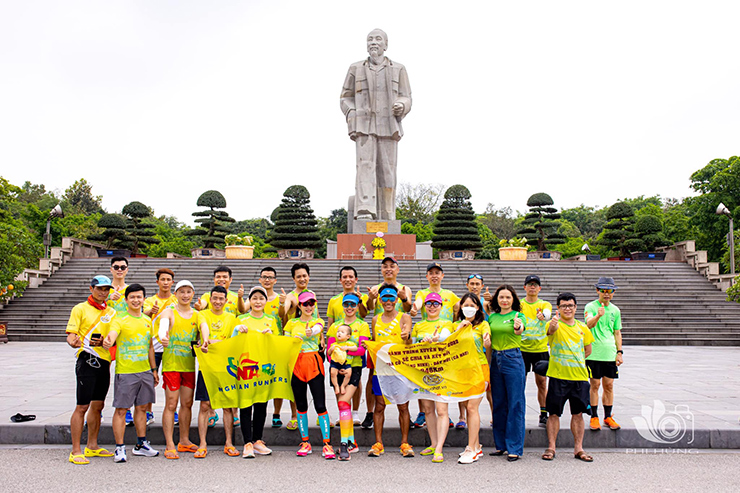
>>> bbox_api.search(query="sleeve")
[437,325,452,342]
[415,290,424,304]
[326,322,338,353]
[143,297,154,313]
[346,322,370,356]
[583,324,595,346]
[66,305,82,334]
[614,308,622,332]
[339,65,357,117]
[395,65,412,117]
[198,293,209,311]
[583,301,595,320]
[450,291,461,306]
[283,319,293,337]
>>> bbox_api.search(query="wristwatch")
[616,350,623,354]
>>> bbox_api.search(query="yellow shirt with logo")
[373,312,406,345]
[198,310,238,342]
[519,298,552,353]
[471,321,491,366]
[235,313,279,337]
[283,317,324,353]
[547,320,594,381]
[415,288,460,322]
[199,290,240,315]
[162,309,199,373]
[144,293,177,352]
[111,313,153,374]
[66,301,116,362]
[108,284,128,313]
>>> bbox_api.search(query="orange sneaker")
[368,442,385,457]
[604,416,621,430]
[589,416,601,431]
[400,443,414,457]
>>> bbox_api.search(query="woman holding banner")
[488,284,526,462]
[233,286,279,458]
[326,292,371,461]
[283,292,335,459]
[411,292,455,463]
[455,292,491,464]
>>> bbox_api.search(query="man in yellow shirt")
[543,293,594,463]
[108,257,129,313]
[194,266,244,316]
[65,275,117,465]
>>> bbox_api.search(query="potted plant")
[224,234,254,259]
[499,237,529,261]
[371,232,386,260]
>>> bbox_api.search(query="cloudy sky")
[1,1,738,225]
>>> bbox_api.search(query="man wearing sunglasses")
[108,257,129,313]
[584,277,623,431]
[365,257,413,316]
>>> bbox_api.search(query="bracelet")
[150,368,157,373]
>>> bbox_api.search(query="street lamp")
[715,203,735,276]
[43,204,64,259]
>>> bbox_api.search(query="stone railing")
[23,237,104,288]
[657,240,736,291]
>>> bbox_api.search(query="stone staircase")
[2,258,740,345]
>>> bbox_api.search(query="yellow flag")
[195,331,301,409]
[365,325,485,403]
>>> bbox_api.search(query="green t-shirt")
[487,311,523,351]
[547,320,594,381]
[584,300,621,361]
[112,312,153,374]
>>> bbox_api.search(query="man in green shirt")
[584,277,624,431]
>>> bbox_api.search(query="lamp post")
[43,204,64,259]
[715,203,735,276]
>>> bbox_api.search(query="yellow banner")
[365,325,485,403]
[195,331,301,409]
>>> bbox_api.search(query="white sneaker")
[458,447,477,464]
[253,440,272,456]
[132,440,159,457]
[146,412,155,425]
[352,411,361,425]
[114,446,127,463]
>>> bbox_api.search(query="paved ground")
[1,343,739,448]
[1,446,739,492]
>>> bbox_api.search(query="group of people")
[65,255,624,465]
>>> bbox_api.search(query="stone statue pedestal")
[350,218,402,235]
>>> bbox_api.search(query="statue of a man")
[340,29,412,221]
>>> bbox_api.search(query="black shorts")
[336,366,362,389]
[546,377,590,416]
[522,351,549,373]
[195,371,210,402]
[75,352,111,406]
[330,361,351,372]
[154,351,163,371]
[586,360,619,379]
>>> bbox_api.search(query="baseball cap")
[524,275,541,286]
[175,280,194,292]
[382,256,398,265]
[426,262,443,273]
[298,291,317,304]
[424,292,443,304]
[90,275,112,288]
[248,286,268,299]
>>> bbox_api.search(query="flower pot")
[191,248,226,259]
[499,247,528,261]
[225,245,254,259]
[630,252,667,261]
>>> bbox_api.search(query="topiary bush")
[94,213,131,249]
[184,190,235,248]
[517,192,565,251]
[431,185,482,251]
[599,201,639,257]
[269,185,322,250]
[633,214,668,252]
[122,201,159,255]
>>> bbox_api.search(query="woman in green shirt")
[487,284,526,461]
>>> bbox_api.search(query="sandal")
[84,447,113,457]
[542,448,556,460]
[489,450,506,456]
[177,443,198,453]
[420,446,435,456]
[10,413,36,423]
[68,452,89,465]
[272,416,283,428]
[574,450,593,462]
[286,419,298,431]
[164,449,179,460]
[224,446,240,457]
[207,413,219,428]
[507,454,520,462]
[194,448,208,459]
[233,417,240,428]
[432,453,444,463]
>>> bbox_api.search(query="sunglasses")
[425,301,442,307]
[111,265,127,271]
[300,300,317,307]
[380,295,397,302]
[342,301,358,308]
[467,274,483,280]
[598,289,614,294]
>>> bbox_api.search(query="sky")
[1,1,739,226]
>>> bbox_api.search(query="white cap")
[175,280,195,292]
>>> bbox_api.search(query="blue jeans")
[490,348,526,456]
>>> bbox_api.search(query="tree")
[518,192,565,251]
[401,221,434,242]
[184,190,235,248]
[478,203,517,240]
[633,214,668,252]
[95,213,130,249]
[395,182,445,224]
[62,178,103,215]
[269,185,322,250]
[599,201,640,257]
[431,185,482,252]
[560,204,607,240]
[121,201,160,255]
[476,222,500,259]
[316,208,348,258]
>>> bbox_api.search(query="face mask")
[462,306,477,318]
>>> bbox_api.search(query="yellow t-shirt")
[199,290,240,315]
[144,293,177,351]
[373,312,405,344]
[471,321,491,366]
[519,298,552,353]
[108,284,128,313]
[263,295,283,335]
[326,292,370,323]
[415,288,460,322]
[327,319,370,367]
[235,313,279,337]
[162,309,199,373]
[372,282,408,317]
[111,313,153,374]
[198,310,238,341]
[547,320,594,381]
[411,319,455,342]
[65,301,116,362]
[283,317,324,353]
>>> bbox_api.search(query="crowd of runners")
[65,256,623,465]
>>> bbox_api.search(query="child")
[329,324,357,395]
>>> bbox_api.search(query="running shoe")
[590,416,601,431]
[125,409,134,427]
[253,440,272,456]
[352,411,361,425]
[368,442,384,457]
[338,442,350,461]
[458,447,477,464]
[604,416,621,430]
[361,412,374,429]
[296,442,312,456]
[114,446,127,463]
[413,412,426,428]
[242,443,255,459]
[174,412,179,425]
[400,443,414,457]
[133,440,159,457]
[322,444,336,460]
[146,412,155,426]
[347,442,359,454]
[539,414,548,428]
[448,418,454,428]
